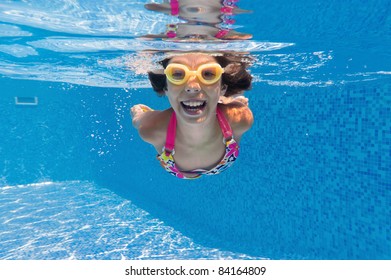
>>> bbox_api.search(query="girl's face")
[164,53,226,124]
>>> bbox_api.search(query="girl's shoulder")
[219,102,253,126]
[218,102,254,138]
[137,109,172,146]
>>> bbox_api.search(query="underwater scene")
[0,0,390,260]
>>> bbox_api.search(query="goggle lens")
[164,63,224,85]
[171,68,186,80]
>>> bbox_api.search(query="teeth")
[182,101,205,107]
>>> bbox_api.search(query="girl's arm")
[130,104,154,129]
[220,101,254,141]
[130,105,170,147]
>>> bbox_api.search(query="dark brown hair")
[148,53,253,97]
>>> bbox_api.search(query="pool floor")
[0,181,262,260]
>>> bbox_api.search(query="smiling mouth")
[180,100,207,114]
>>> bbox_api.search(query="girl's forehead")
[169,53,217,66]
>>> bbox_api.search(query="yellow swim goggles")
[164,63,225,85]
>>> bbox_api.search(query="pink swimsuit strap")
[170,0,179,16]
[216,107,233,140]
[163,107,232,154]
[164,110,177,153]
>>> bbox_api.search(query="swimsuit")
[157,107,239,179]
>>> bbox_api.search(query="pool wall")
[93,80,391,259]
[1,76,390,259]
[0,79,94,184]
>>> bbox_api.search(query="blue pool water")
[0,0,390,259]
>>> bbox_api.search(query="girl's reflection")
[143,0,252,41]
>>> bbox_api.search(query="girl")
[131,52,253,179]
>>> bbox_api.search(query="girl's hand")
[219,95,249,106]
[130,104,153,128]
[232,96,249,106]
[131,104,153,117]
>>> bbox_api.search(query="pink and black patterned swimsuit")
[157,107,239,179]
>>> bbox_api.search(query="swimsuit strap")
[164,108,232,153]
[215,29,230,39]
[164,111,177,153]
[216,107,233,140]
[170,0,179,16]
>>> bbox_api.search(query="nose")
[185,75,201,94]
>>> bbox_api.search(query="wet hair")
[148,53,253,97]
